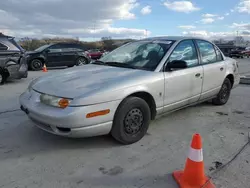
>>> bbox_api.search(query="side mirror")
[166,60,188,71]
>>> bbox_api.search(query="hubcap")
[33,61,41,69]
[77,58,86,66]
[220,83,229,102]
[124,108,143,135]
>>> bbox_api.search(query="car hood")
[25,51,39,55]
[32,64,157,99]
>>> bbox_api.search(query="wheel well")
[29,58,45,69]
[0,67,10,77]
[226,74,234,88]
[128,92,157,120]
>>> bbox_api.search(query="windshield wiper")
[92,60,106,65]
[105,62,137,69]
[92,61,137,69]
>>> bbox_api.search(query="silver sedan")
[19,36,240,144]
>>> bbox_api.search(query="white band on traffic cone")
[188,147,203,162]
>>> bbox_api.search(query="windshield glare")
[99,41,174,71]
[35,44,51,52]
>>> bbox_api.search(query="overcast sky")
[0,0,250,41]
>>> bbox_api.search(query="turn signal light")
[86,109,110,118]
[58,98,70,109]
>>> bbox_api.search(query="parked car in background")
[86,49,105,60]
[229,47,247,58]
[20,36,240,144]
[0,33,28,85]
[243,47,250,57]
[26,43,91,71]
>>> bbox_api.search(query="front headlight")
[40,94,72,109]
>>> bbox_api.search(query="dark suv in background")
[0,33,28,85]
[26,43,91,70]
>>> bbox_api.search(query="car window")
[8,38,24,51]
[215,46,223,61]
[196,40,217,64]
[35,44,51,52]
[59,44,85,52]
[49,44,63,52]
[65,44,84,52]
[168,40,198,67]
[0,42,8,51]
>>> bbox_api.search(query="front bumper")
[19,89,121,138]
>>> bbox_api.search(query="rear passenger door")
[195,40,226,100]
[60,44,80,65]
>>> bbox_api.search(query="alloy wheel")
[77,57,87,66]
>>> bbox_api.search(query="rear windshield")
[8,37,24,52]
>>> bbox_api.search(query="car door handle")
[220,67,224,71]
[195,73,201,77]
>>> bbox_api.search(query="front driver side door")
[163,40,203,112]
[46,44,65,66]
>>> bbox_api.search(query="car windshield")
[35,44,51,52]
[94,40,174,71]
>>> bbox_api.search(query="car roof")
[140,36,211,42]
[52,42,82,45]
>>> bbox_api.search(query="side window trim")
[214,45,224,62]
[164,39,199,71]
[192,39,202,65]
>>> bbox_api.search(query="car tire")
[111,97,151,145]
[0,70,6,85]
[212,78,232,106]
[30,59,43,71]
[76,57,88,66]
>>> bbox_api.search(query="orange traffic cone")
[42,64,48,72]
[173,133,215,188]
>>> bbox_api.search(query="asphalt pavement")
[0,59,250,188]
[238,57,250,75]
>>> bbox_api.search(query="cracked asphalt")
[0,59,250,188]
